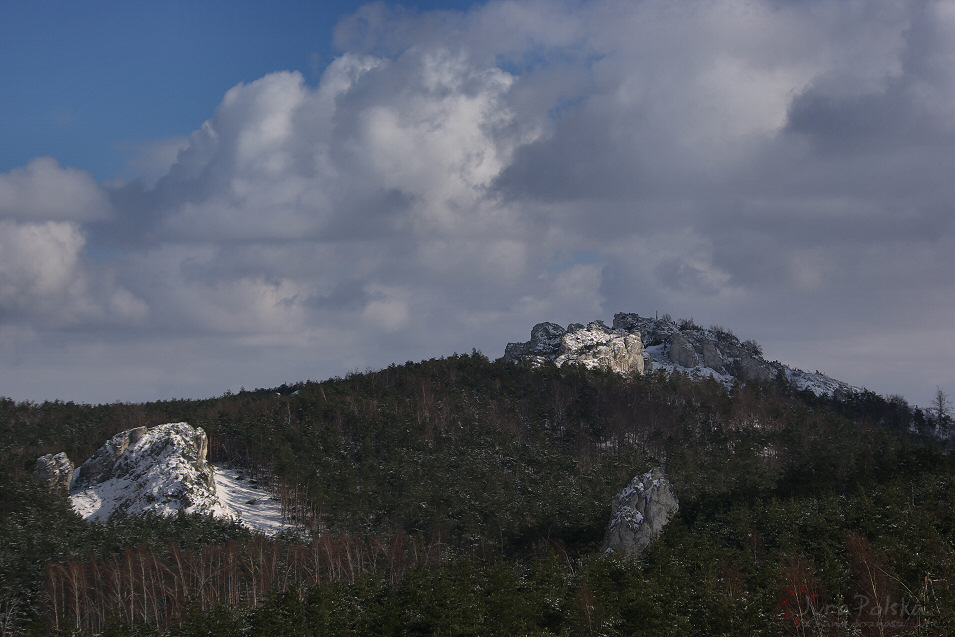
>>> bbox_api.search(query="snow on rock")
[505,312,856,397]
[603,467,679,558]
[65,422,298,536]
[70,423,228,521]
[504,321,566,362]
[505,320,644,375]
[34,452,74,494]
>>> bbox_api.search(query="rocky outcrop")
[668,333,700,368]
[505,312,854,397]
[504,322,565,362]
[505,320,644,375]
[36,423,302,535]
[69,422,226,522]
[72,426,148,490]
[603,467,679,558]
[634,315,778,383]
[701,340,724,372]
[34,452,74,494]
[735,355,776,382]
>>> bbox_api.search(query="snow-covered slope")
[506,312,857,397]
[211,466,291,535]
[67,422,298,535]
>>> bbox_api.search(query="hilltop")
[506,312,855,396]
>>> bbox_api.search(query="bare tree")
[931,387,952,425]
[1,591,21,637]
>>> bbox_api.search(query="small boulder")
[603,467,679,558]
[34,452,74,494]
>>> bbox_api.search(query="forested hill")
[2,352,954,635]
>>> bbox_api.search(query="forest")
[1,351,953,635]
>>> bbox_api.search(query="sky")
[1,0,953,408]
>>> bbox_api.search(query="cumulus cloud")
[0,157,111,221]
[2,0,955,406]
[0,220,90,316]
[0,159,143,327]
[0,219,145,325]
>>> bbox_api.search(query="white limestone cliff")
[69,422,227,521]
[505,320,644,375]
[41,422,298,535]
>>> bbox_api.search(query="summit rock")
[506,312,854,396]
[505,320,644,375]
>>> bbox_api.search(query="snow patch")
[212,466,298,536]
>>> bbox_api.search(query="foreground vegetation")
[1,353,953,635]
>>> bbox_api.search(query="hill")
[0,316,953,635]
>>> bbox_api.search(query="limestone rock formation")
[505,320,644,375]
[603,467,679,558]
[72,426,149,490]
[504,322,561,363]
[505,312,854,397]
[736,355,776,382]
[36,423,302,535]
[668,333,700,368]
[69,422,226,521]
[34,452,74,494]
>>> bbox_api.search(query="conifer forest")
[2,352,953,635]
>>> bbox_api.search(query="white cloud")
[0,220,90,318]
[117,137,189,184]
[0,219,148,327]
[0,157,111,221]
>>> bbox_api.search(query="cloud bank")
[2,0,954,406]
